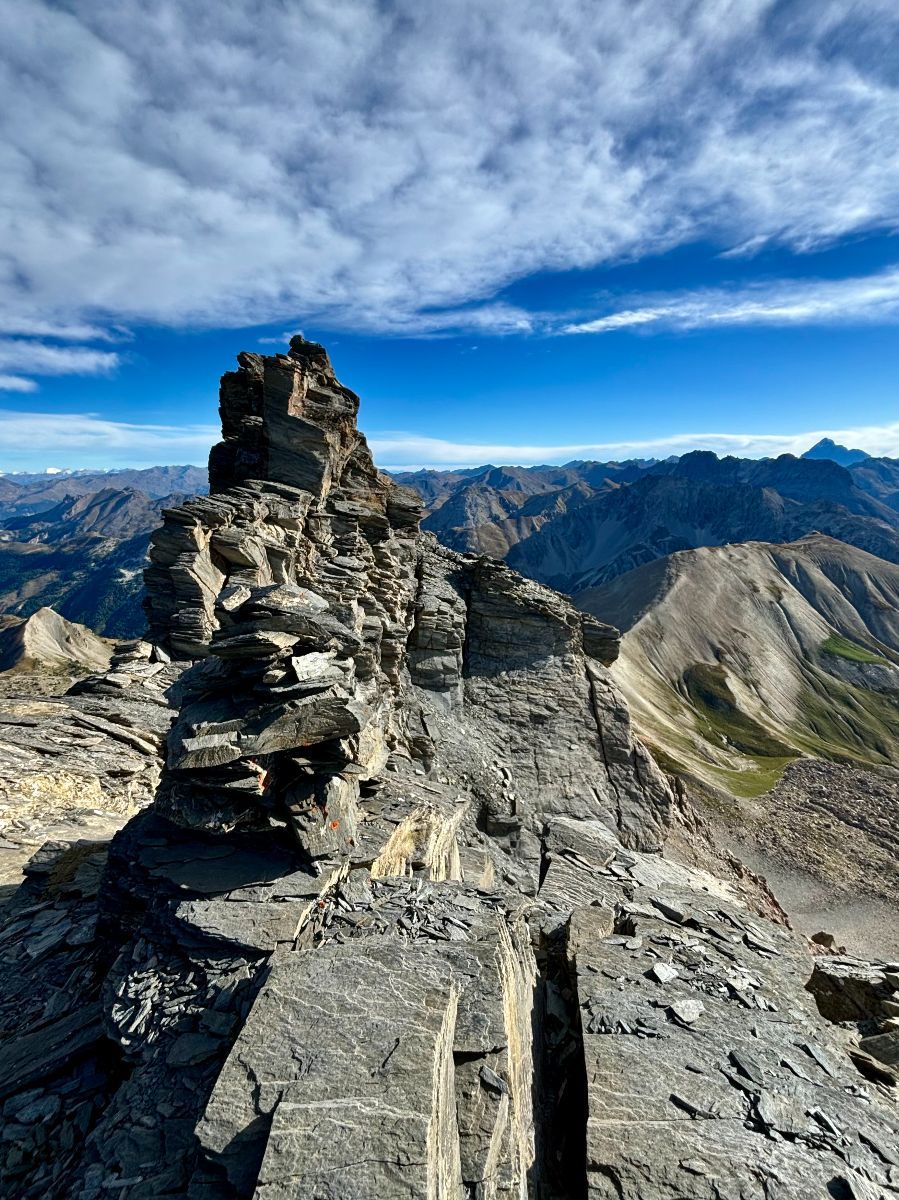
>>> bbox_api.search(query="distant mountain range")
[506,450,899,591]
[396,444,899,591]
[394,460,653,557]
[0,464,207,518]
[0,466,209,637]
[2,438,897,645]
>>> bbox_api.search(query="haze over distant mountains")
[3,440,899,639]
[0,468,208,637]
[0,465,207,509]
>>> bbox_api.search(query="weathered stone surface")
[547,816,899,1200]
[2,338,896,1200]
[0,641,181,890]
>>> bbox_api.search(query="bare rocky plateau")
[0,339,897,1200]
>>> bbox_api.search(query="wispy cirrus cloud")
[1,0,899,351]
[5,407,899,472]
[257,303,537,344]
[562,266,899,335]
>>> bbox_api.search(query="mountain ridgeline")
[4,439,899,645]
[395,446,899,594]
[0,468,209,637]
[3,344,898,1198]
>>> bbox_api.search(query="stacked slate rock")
[0,639,181,883]
[1,339,897,1200]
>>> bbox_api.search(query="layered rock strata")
[0,639,179,889]
[1,340,896,1200]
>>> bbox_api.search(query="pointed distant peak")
[802,438,871,466]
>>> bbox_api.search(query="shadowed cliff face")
[2,340,898,1200]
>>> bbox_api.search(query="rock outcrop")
[0,637,181,891]
[1,340,897,1200]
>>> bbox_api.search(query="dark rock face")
[2,339,897,1200]
[803,438,872,467]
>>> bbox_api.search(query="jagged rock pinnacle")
[208,337,367,498]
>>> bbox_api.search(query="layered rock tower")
[143,337,670,860]
[2,339,897,1200]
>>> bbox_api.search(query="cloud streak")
[0,340,120,376]
[562,267,899,335]
[0,375,38,393]
[369,424,899,468]
[0,410,217,469]
[5,408,899,472]
[1,0,899,345]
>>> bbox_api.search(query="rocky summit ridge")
[1,338,897,1199]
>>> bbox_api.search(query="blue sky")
[1,1,899,470]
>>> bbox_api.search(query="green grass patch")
[791,669,899,765]
[641,741,688,780]
[706,755,796,799]
[821,633,889,666]
[683,663,794,759]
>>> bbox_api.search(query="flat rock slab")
[173,898,308,952]
[198,927,535,1198]
[198,941,463,1197]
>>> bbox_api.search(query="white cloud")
[370,424,899,468]
[1,0,898,342]
[0,339,120,376]
[0,314,122,340]
[0,375,38,393]
[0,410,217,468]
[562,267,899,334]
[6,407,899,472]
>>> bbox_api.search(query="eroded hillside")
[579,534,899,951]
